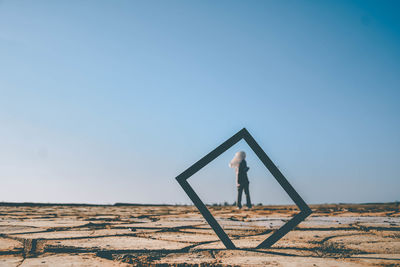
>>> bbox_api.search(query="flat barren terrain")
[0,203,399,266]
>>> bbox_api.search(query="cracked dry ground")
[0,203,399,266]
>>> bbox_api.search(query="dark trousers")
[237,183,252,208]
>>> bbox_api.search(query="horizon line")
[0,201,398,207]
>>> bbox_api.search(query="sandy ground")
[0,203,399,266]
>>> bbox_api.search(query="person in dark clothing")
[229,151,252,209]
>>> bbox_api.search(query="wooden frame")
[176,128,312,249]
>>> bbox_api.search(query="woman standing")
[229,151,252,209]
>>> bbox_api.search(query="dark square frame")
[175,128,312,249]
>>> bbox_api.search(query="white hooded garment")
[229,151,246,168]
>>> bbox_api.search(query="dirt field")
[0,203,399,266]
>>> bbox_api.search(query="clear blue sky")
[1,0,399,204]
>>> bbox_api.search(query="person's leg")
[244,184,252,208]
[237,185,243,208]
